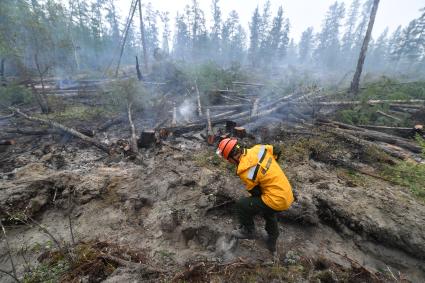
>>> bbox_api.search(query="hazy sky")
[117,0,424,41]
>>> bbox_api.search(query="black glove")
[249,186,262,197]
[272,145,282,161]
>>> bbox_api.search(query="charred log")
[8,107,110,153]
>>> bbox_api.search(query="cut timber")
[127,102,138,153]
[0,140,15,146]
[8,107,110,153]
[138,130,156,148]
[318,119,422,154]
[376,110,401,122]
[234,127,246,138]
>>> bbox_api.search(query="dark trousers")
[234,196,279,239]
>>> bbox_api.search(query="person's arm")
[248,185,262,197]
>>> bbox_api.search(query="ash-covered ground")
[1,112,424,282]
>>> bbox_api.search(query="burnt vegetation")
[0,0,425,282]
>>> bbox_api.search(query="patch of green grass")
[382,162,425,201]
[41,105,113,123]
[193,150,234,173]
[415,134,425,158]
[23,259,69,283]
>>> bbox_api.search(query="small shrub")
[382,162,425,201]
[415,134,425,158]
[0,83,33,105]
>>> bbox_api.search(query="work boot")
[231,226,255,239]
[266,236,277,253]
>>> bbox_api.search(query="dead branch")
[9,107,110,153]
[127,102,138,153]
[0,269,20,283]
[68,194,75,247]
[172,262,206,282]
[0,219,18,281]
[100,253,164,274]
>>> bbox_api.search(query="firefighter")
[216,138,294,253]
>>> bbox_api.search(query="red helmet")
[217,138,238,160]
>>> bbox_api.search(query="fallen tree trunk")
[0,140,15,146]
[291,99,425,107]
[321,126,411,160]
[232,81,265,87]
[0,113,14,120]
[376,110,401,122]
[9,107,110,153]
[206,104,249,111]
[318,119,422,154]
[358,125,415,138]
[2,127,59,136]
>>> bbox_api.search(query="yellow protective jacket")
[237,145,294,211]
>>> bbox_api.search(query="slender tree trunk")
[350,0,380,95]
[115,0,138,77]
[138,0,149,70]
[34,54,51,113]
[136,56,143,80]
[0,58,5,81]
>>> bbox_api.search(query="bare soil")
[1,114,425,282]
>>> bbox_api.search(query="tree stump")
[226,120,237,133]
[138,130,156,148]
[234,127,246,138]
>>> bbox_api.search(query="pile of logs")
[316,118,423,160]
[1,78,424,162]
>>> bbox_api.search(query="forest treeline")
[0,0,424,79]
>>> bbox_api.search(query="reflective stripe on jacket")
[237,145,294,211]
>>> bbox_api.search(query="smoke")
[177,99,196,123]
[215,235,238,261]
